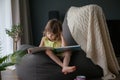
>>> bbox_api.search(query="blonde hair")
[43,19,62,40]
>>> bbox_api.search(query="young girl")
[32,19,76,74]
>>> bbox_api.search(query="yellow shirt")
[43,36,61,48]
[42,37,62,56]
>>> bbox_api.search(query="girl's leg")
[45,49,63,67]
[62,51,76,74]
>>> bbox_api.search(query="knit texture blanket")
[67,4,120,80]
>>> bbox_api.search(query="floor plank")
[1,70,19,80]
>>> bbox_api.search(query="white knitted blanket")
[67,4,120,80]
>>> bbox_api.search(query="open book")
[28,45,81,54]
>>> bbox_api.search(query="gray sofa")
[16,16,103,80]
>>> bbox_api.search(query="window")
[0,0,13,56]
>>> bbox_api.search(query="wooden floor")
[1,57,120,80]
[1,70,120,80]
[1,70,19,80]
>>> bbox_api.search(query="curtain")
[19,0,33,46]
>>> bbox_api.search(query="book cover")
[28,47,53,54]
[28,45,81,54]
[54,45,81,53]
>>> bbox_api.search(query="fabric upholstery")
[16,45,103,80]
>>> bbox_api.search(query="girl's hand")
[27,48,32,54]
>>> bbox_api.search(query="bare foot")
[62,66,76,74]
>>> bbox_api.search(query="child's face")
[46,32,56,41]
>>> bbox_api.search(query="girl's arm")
[39,37,44,47]
[61,33,67,47]
[28,37,44,54]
